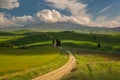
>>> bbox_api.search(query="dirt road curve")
[32,50,76,80]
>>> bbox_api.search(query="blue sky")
[1,0,120,17]
[0,0,72,16]
[0,0,120,28]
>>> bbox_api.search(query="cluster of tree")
[91,32,101,48]
[52,39,61,47]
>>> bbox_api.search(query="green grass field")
[62,48,120,80]
[0,30,120,80]
[0,46,68,80]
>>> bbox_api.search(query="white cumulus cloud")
[0,0,19,10]
[45,0,120,28]
[46,0,92,24]
[36,9,62,23]
[0,0,120,28]
[36,9,78,23]
[0,12,34,27]
[92,16,120,28]
[0,10,80,27]
[0,12,15,27]
[12,15,34,26]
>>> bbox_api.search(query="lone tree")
[56,39,61,47]
[52,39,56,47]
[93,36,96,41]
[97,42,101,48]
[58,40,61,47]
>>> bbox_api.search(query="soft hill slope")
[0,31,120,54]
[49,32,120,45]
[7,33,52,46]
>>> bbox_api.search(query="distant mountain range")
[0,22,120,33]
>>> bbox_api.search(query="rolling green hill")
[0,30,120,80]
[0,31,120,54]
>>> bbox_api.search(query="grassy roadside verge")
[0,46,69,80]
[62,48,120,80]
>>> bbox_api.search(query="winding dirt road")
[32,50,76,80]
